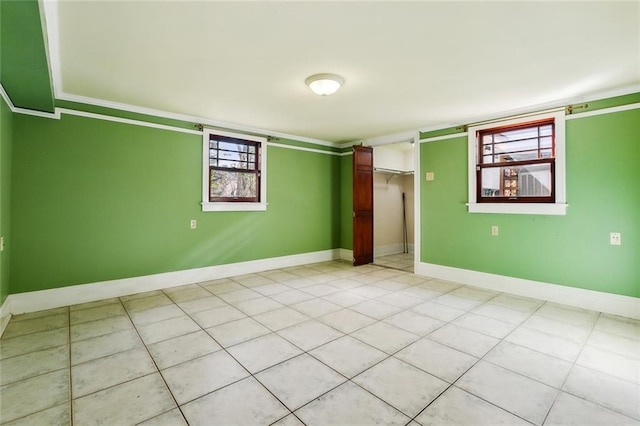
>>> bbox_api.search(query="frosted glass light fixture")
[305,73,344,96]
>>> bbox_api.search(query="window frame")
[477,118,556,203]
[202,129,267,212]
[467,110,567,215]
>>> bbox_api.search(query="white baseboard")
[0,296,11,337]
[8,249,341,315]
[339,249,353,262]
[416,262,640,320]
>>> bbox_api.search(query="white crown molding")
[418,83,640,134]
[362,130,419,147]
[7,249,342,316]
[60,108,202,135]
[56,93,340,148]
[566,102,640,121]
[41,0,62,99]
[37,0,57,102]
[420,132,467,143]
[2,87,342,155]
[416,262,640,320]
[0,83,60,119]
[267,141,342,156]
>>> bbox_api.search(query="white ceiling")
[49,1,639,144]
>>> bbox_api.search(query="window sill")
[466,202,568,215]
[202,202,267,212]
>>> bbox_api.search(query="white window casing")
[467,110,568,215]
[202,129,268,212]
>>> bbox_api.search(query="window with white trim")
[467,111,567,215]
[202,129,267,212]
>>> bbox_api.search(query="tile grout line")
[539,310,610,425]
[3,261,638,425]
[187,264,419,422]
[118,296,190,425]
[163,283,302,424]
[406,295,544,425]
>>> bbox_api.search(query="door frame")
[358,130,420,270]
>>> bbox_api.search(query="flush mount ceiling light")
[305,73,345,96]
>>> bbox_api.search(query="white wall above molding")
[416,262,640,320]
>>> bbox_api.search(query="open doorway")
[371,142,415,272]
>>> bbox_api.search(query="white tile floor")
[373,252,414,272]
[1,260,639,425]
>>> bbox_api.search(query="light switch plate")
[425,172,435,181]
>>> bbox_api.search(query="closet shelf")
[374,167,414,183]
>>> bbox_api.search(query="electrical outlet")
[190,220,197,230]
[0,236,4,252]
[610,232,621,245]
[425,172,435,181]
[491,226,499,236]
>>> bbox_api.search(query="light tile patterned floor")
[374,252,414,272]
[1,260,639,425]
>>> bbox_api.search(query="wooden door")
[353,145,374,266]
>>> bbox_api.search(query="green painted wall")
[340,154,353,250]
[420,108,639,297]
[10,114,341,293]
[0,98,12,304]
[0,0,54,112]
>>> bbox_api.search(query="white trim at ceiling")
[565,102,640,121]
[361,129,419,147]
[1,86,343,156]
[41,0,62,99]
[418,83,640,134]
[267,142,341,157]
[56,92,340,148]
[0,84,60,119]
[61,108,203,135]
[420,132,468,143]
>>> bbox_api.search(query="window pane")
[481,121,554,165]
[539,124,553,136]
[480,167,501,197]
[210,170,257,199]
[218,159,250,169]
[209,138,258,173]
[519,163,552,197]
[481,163,552,198]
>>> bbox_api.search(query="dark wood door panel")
[353,145,373,266]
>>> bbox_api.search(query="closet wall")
[373,143,415,256]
